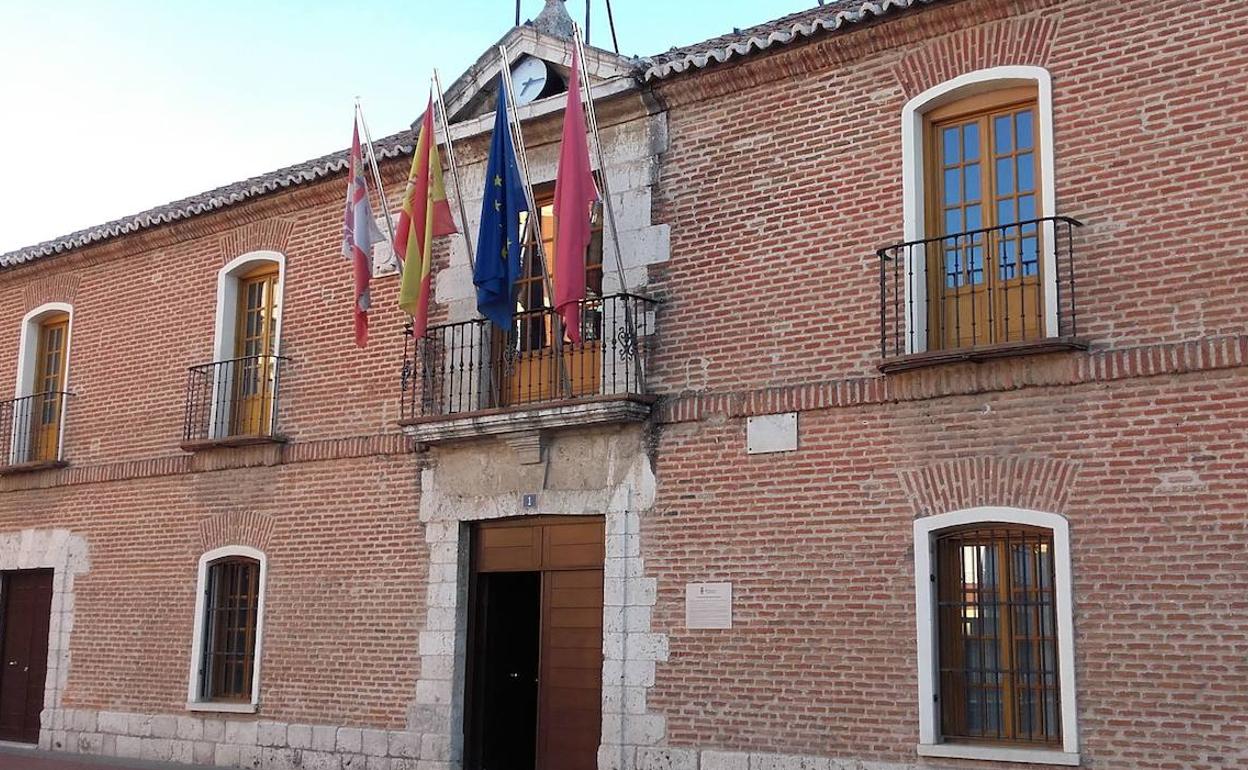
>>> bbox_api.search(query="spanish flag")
[396,91,458,336]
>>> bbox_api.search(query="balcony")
[400,293,658,443]
[0,392,72,473]
[182,355,287,450]
[876,216,1086,372]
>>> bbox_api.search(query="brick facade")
[1,1,1246,769]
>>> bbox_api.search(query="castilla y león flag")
[552,47,599,344]
[343,119,382,348]
[396,92,458,337]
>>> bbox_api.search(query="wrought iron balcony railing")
[402,293,657,421]
[183,355,287,446]
[0,391,72,470]
[876,216,1083,361]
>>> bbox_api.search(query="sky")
[0,0,812,254]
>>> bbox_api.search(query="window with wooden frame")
[935,524,1061,746]
[29,312,69,462]
[925,86,1042,350]
[197,556,261,703]
[499,187,605,406]
[230,264,279,436]
[513,189,605,349]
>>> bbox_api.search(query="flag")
[474,83,529,330]
[343,119,379,347]
[552,47,599,344]
[396,92,458,337]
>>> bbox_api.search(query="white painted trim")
[209,252,285,438]
[900,66,1057,353]
[917,743,1080,766]
[913,506,1079,757]
[186,545,267,710]
[11,303,74,464]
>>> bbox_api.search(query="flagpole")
[572,27,643,394]
[571,28,629,296]
[354,99,396,252]
[432,69,476,273]
[498,43,572,395]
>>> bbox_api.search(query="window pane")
[995,157,1014,196]
[965,204,982,233]
[944,169,962,206]
[993,115,1013,153]
[943,126,960,164]
[1017,110,1034,149]
[945,209,964,235]
[1018,153,1035,192]
[965,164,982,202]
[997,199,1016,226]
[963,122,980,161]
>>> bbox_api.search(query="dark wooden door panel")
[538,567,603,770]
[0,570,54,744]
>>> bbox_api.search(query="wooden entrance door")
[231,266,279,436]
[467,517,605,770]
[0,570,54,744]
[31,315,68,462]
[927,87,1042,349]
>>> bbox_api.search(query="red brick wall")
[0,160,429,727]
[643,0,1248,768]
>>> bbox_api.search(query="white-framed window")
[186,545,267,713]
[203,252,285,439]
[900,66,1058,354]
[9,302,73,465]
[913,506,1079,765]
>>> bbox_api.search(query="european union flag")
[474,83,529,330]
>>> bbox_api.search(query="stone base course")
[40,708,430,770]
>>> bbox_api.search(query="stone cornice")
[0,433,417,493]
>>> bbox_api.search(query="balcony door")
[30,314,68,462]
[231,265,279,436]
[927,86,1041,350]
[502,196,604,406]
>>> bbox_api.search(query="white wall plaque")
[746,412,798,454]
[685,582,732,629]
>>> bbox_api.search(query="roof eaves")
[641,0,929,82]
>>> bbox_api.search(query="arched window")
[900,67,1059,355]
[187,546,266,711]
[9,303,73,466]
[195,252,285,441]
[914,508,1079,765]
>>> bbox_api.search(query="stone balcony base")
[400,395,655,446]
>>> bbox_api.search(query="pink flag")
[343,120,379,347]
[552,47,599,344]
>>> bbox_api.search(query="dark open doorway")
[466,570,542,770]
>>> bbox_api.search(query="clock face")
[511,56,549,106]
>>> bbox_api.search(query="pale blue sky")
[0,0,811,253]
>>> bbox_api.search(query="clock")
[511,56,550,106]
